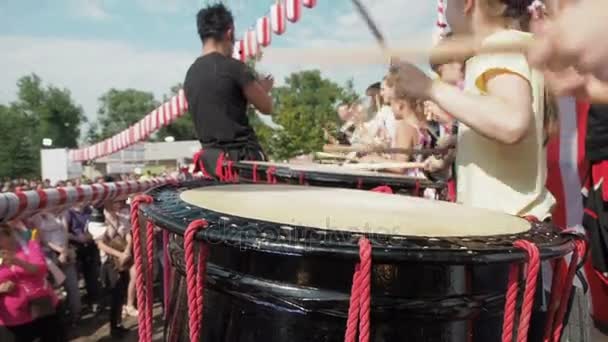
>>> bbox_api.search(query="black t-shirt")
[184,52,259,149]
[586,104,608,162]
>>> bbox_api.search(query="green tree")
[156,84,196,141]
[13,74,86,148]
[97,89,158,139]
[85,122,102,145]
[0,105,39,178]
[266,70,355,160]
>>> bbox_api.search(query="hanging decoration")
[270,2,287,35]
[256,16,272,47]
[302,0,317,8]
[433,0,449,45]
[244,29,259,58]
[286,0,302,23]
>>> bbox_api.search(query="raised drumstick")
[262,37,531,66]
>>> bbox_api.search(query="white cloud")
[0,0,436,130]
[0,36,195,121]
[71,0,110,20]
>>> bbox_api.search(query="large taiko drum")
[230,161,445,198]
[138,180,581,342]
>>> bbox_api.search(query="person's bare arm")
[429,74,533,145]
[96,240,124,259]
[359,122,416,174]
[46,241,66,255]
[244,78,273,114]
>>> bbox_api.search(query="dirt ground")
[68,302,163,342]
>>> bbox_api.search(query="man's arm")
[244,79,273,114]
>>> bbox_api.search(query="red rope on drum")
[266,166,277,184]
[299,172,304,185]
[130,195,154,342]
[225,160,237,182]
[344,237,372,342]
[513,240,540,342]
[184,219,210,342]
[144,221,155,338]
[252,164,258,183]
[551,240,586,341]
[357,178,362,189]
[414,180,421,197]
[215,153,226,182]
[502,262,520,342]
[501,240,541,342]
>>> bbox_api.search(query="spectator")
[88,204,131,338]
[28,211,81,325]
[65,204,101,313]
[104,200,138,318]
[0,224,65,342]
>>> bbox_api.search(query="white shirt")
[31,213,68,250]
[366,106,396,147]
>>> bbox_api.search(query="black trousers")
[101,261,129,329]
[0,314,66,342]
[75,242,101,304]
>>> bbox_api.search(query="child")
[359,71,431,176]
[394,0,555,220]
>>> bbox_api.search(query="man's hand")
[529,0,608,81]
[0,281,15,295]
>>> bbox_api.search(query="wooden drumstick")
[341,161,425,171]
[349,0,393,63]
[323,144,448,155]
[263,37,532,66]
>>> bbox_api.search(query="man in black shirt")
[184,3,274,180]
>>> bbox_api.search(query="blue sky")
[0,0,435,123]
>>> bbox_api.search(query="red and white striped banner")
[0,178,179,223]
[69,91,189,162]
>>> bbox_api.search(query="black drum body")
[143,181,575,342]
[232,161,445,198]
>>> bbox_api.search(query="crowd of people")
[323,40,463,201]
[0,174,168,341]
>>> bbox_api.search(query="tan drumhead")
[180,184,530,237]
